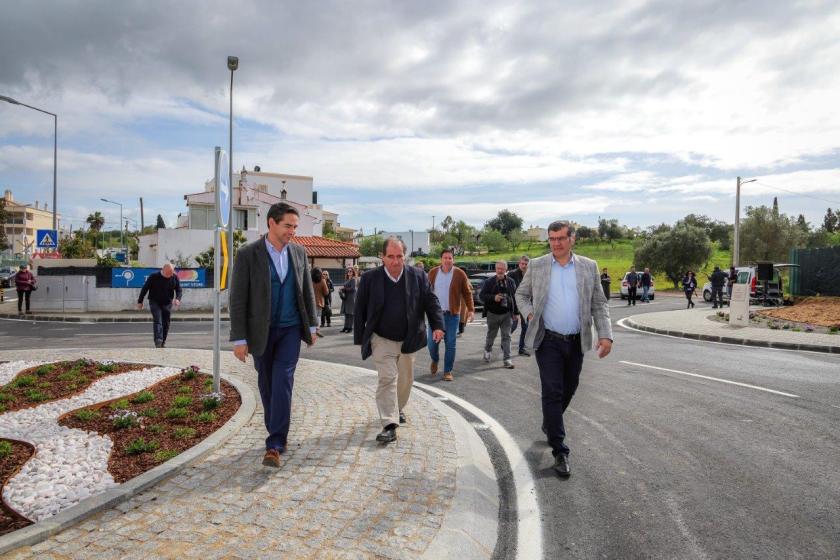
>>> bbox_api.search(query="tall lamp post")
[227,56,238,288]
[0,95,58,231]
[100,198,125,261]
[733,176,756,267]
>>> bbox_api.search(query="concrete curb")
[0,372,257,555]
[624,317,840,354]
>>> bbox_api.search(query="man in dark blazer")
[229,202,318,468]
[354,237,444,443]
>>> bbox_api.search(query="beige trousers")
[371,334,416,427]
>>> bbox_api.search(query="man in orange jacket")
[427,248,474,381]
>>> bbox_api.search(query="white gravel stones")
[0,363,180,521]
[0,361,45,387]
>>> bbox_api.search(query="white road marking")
[615,317,840,358]
[471,376,489,381]
[609,301,660,308]
[619,360,800,398]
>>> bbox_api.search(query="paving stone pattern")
[0,349,458,559]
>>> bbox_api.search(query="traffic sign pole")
[212,147,229,393]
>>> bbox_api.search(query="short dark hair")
[440,247,454,258]
[547,220,576,237]
[381,236,407,255]
[266,202,299,225]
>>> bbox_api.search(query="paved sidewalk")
[625,307,840,353]
[0,348,498,559]
[0,301,221,322]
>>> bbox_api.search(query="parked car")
[619,272,655,300]
[702,264,794,304]
[0,267,17,288]
[468,272,494,311]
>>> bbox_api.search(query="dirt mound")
[759,297,840,327]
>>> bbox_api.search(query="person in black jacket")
[137,263,183,348]
[710,266,727,309]
[354,237,444,444]
[507,256,530,356]
[625,268,640,306]
[480,261,518,369]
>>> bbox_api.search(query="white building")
[379,231,431,256]
[138,167,340,267]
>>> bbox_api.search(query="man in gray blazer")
[515,220,612,477]
[229,202,318,468]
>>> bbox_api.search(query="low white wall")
[86,284,229,312]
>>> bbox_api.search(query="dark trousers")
[601,283,610,300]
[343,313,353,332]
[321,303,332,327]
[253,325,301,451]
[17,290,31,312]
[149,301,172,343]
[535,334,584,457]
[518,314,529,352]
[685,290,694,307]
[627,286,637,305]
[712,286,724,308]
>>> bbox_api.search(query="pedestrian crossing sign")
[36,229,58,248]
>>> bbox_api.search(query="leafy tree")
[439,215,454,235]
[772,197,779,216]
[576,225,595,240]
[678,214,731,249]
[739,205,807,263]
[823,208,838,233]
[481,229,507,253]
[86,211,105,233]
[485,209,524,238]
[796,214,810,235]
[507,229,525,251]
[59,231,96,258]
[194,230,248,270]
[156,214,166,229]
[598,218,623,245]
[634,225,712,289]
[0,198,9,252]
[358,235,384,257]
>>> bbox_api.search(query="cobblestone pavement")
[0,348,460,559]
[625,307,840,351]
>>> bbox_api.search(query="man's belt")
[544,329,580,342]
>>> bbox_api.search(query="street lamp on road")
[733,176,757,267]
[227,56,238,288]
[0,95,58,231]
[100,198,125,261]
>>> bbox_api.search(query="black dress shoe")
[154,339,163,348]
[399,412,406,424]
[376,425,397,443]
[553,454,571,478]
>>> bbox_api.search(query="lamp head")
[227,56,239,71]
[0,95,21,105]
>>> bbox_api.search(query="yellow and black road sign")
[219,230,229,291]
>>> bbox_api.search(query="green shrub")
[124,437,159,455]
[35,364,55,376]
[196,411,217,423]
[0,441,12,458]
[147,424,165,434]
[0,404,5,413]
[58,371,81,382]
[97,363,116,373]
[177,385,192,395]
[26,390,47,402]
[203,378,213,389]
[12,375,36,388]
[109,399,130,410]
[201,392,224,411]
[132,391,155,404]
[140,407,160,418]
[74,409,100,422]
[154,449,179,462]
[165,407,189,419]
[173,396,193,408]
[173,427,196,439]
[181,365,199,380]
[111,411,139,429]
[0,393,12,403]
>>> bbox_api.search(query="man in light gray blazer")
[515,220,612,477]
[229,202,318,468]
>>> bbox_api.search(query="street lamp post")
[1,95,58,231]
[227,56,238,289]
[733,176,756,267]
[100,198,125,261]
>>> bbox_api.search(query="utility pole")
[139,197,145,230]
[733,176,756,267]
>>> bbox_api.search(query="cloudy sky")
[2,0,840,235]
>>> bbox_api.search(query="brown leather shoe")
[262,449,281,468]
[443,371,453,382]
[430,362,439,375]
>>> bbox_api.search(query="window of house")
[234,208,256,230]
[190,206,211,229]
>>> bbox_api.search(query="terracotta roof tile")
[291,236,361,258]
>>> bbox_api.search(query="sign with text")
[111,268,206,289]
[729,283,751,327]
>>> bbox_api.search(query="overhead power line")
[750,181,840,206]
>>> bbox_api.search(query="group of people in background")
[307,266,361,335]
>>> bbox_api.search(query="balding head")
[161,262,175,278]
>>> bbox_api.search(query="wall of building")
[138,229,262,267]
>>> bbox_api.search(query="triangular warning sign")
[39,233,55,246]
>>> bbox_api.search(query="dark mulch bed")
[0,439,35,535]
[0,360,149,414]
[60,370,240,483]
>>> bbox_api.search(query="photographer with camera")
[479,260,518,369]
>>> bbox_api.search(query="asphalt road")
[2,295,839,559]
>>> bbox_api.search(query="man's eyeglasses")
[548,236,570,243]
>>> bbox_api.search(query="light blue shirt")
[265,238,288,282]
[542,256,581,335]
[433,268,453,311]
